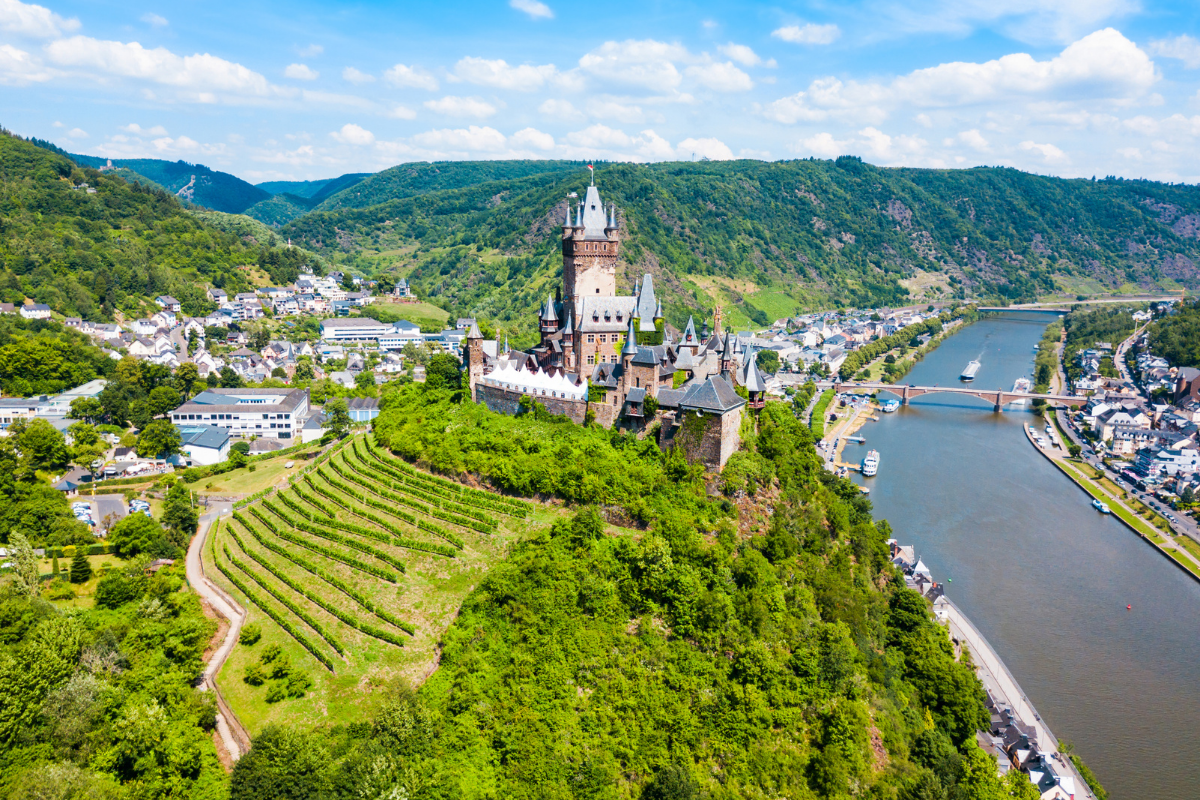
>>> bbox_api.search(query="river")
[842,312,1200,800]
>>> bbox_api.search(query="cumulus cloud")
[46,36,272,97]
[284,63,318,80]
[120,122,167,135]
[677,137,734,160]
[539,98,584,121]
[298,44,323,58]
[455,56,557,91]
[65,127,86,138]
[510,0,553,20]
[0,43,51,84]
[955,128,990,151]
[424,95,497,118]
[384,63,438,90]
[579,40,688,92]
[410,125,508,152]
[511,127,555,150]
[0,0,79,38]
[1150,35,1200,69]
[587,100,644,123]
[385,104,417,119]
[1020,139,1069,164]
[685,61,753,92]
[796,132,850,158]
[330,123,374,145]
[772,23,840,45]
[342,66,374,84]
[140,12,167,27]
[880,0,1138,46]
[718,43,775,68]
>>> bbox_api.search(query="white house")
[155,295,182,313]
[174,425,231,466]
[20,304,51,320]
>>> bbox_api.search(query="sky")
[2,0,1200,185]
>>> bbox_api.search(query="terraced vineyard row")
[323,457,494,534]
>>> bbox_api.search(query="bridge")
[815,381,1087,412]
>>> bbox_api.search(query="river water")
[842,312,1200,800]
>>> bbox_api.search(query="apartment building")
[169,388,309,440]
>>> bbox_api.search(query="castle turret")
[464,319,485,402]
[540,293,558,337]
[562,180,620,314]
[562,310,575,372]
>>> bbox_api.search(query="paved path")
[185,505,250,762]
[934,597,1095,798]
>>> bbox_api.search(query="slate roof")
[576,296,637,332]
[626,387,647,403]
[678,375,745,414]
[656,388,686,408]
[631,346,660,367]
[176,425,230,449]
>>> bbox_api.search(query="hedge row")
[261,498,407,574]
[321,461,493,536]
[85,474,157,489]
[214,549,335,671]
[295,478,458,558]
[240,508,398,583]
[230,513,416,635]
[224,543,345,656]
[363,437,528,516]
[226,527,408,647]
[46,544,113,557]
[324,458,468,546]
[341,449,496,529]
[234,486,275,510]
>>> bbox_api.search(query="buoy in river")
[1127,605,1132,610]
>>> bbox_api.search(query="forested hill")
[283,158,1200,329]
[0,129,320,319]
[68,153,270,214]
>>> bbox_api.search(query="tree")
[13,419,69,474]
[6,532,38,597]
[354,371,375,390]
[293,360,315,382]
[325,398,352,438]
[69,423,107,480]
[161,482,198,544]
[67,397,104,425]
[136,419,181,459]
[220,367,242,388]
[230,725,331,800]
[175,362,200,396]
[425,353,461,390]
[251,327,271,351]
[68,550,91,584]
[340,271,356,291]
[231,441,251,456]
[228,449,248,469]
[147,385,180,418]
[108,513,168,558]
[187,328,200,356]
[756,350,780,374]
[272,367,287,379]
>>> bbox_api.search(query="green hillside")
[256,172,369,201]
[282,157,1200,333]
[242,192,318,227]
[69,154,270,214]
[0,129,319,318]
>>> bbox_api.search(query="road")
[184,504,250,763]
[978,294,1182,311]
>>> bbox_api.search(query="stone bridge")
[818,381,1088,412]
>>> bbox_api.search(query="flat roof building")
[175,425,231,466]
[169,388,309,440]
[320,317,396,341]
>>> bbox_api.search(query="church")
[463,178,766,469]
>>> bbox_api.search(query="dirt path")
[186,508,252,763]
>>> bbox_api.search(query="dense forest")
[281,158,1200,332]
[1148,299,1200,367]
[1062,307,1137,379]
[67,154,270,215]
[216,379,1043,799]
[1,130,324,317]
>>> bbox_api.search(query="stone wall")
[475,383,588,425]
[658,407,743,470]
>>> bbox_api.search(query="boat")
[881,399,900,413]
[1093,499,1111,514]
[861,449,880,477]
[960,360,981,381]
[1011,377,1032,404]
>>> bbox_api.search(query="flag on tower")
[587,163,594,183]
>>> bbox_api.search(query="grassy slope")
[206,436,550,733]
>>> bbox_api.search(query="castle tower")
[562,310,575,372]
[562,183,620,315]
[539,293,559,340]
[619,312,639,396]
[464,320,485,402]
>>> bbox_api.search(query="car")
[141,510,153,518]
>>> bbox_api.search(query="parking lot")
[74,494,129,534]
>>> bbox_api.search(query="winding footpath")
[186,507,252,763]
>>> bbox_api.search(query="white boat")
[1011,377,1032,404]
[881,399,900,413]
[861,449,880,477]
[1093,499,1111,514]
[960,360,981,381]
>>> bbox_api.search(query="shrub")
[68,551,92,584]
[260,643,282,664]
[94,571,144,608]
[244,663,265,686]
[239,624,262,645]
[44,580,75,601]
[265,682,287,703]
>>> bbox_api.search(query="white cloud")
[454,56,557,91]
[881,0,1138,46]
[579,40,688,92]
[0,43,51,84]
[120,122,168,135]
[410,125,508,152]
[565,123,635,150]
[539,98,584,121]
[298,44,323,58]
[45,36,272,96]
[423,95,497,118]
[915,113,933,127]
[677,137,733,160]
[383,63,438,91]
[140,12,167,27]
[685,61,753,92]
[511,127,555,150]
[857,127,929,163]
[718,43,775,68]
[796,132,850,158]
[284,63,318,80]
[772,23,841,45]
[330,123,375,145]
[0,0,79,38]
[385,104,417,120]
[1020,139,1069,164]
[510,0,553,20]
[760,77,889,125]
[342,66,374,84]
[1150,35,1200,69]
[956,128,990,151]
[65,127,86,138]
[587,100,643,123]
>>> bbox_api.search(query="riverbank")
[1022,420,1200,581]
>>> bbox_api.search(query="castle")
[463,178,765,469]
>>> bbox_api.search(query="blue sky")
[3,0,1200,184]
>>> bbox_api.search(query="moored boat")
[881,399,900,413]
[1093,499,1111,514]
[861,449,880,477]
[960,360,981,381]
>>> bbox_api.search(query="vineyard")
[203,433,545,731]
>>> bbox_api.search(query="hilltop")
[281,157,1200,331]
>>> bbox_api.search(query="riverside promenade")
[934,596,1095,798]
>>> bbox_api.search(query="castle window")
[587,355,594,365]
[587,334,594,343]
[599,334,606,343]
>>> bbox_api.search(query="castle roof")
[581,185,608,239]
[678,375,745,414]
[741,346,766,392]
[621,314,639,356]
[635,274,658,330]
[631,346,660,367]
[541,293,558,322]
[577,296,637,332]
[680,316,699,347]
[466,319,483,339]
